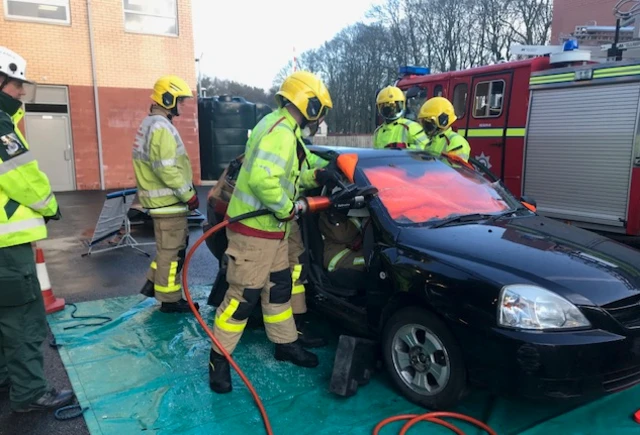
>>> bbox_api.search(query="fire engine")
[391,41,640,237]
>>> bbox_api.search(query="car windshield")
[359,152,520,225]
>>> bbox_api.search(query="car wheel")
[381,306,466,409]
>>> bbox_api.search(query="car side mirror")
[405,86,421,99]
[520,195,537,211]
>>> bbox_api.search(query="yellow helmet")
[417,97,456,136]
[150,75,193,110]
[376,86,406,121]
[275,71,332,122]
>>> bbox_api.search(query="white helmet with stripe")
[0,46,32,84]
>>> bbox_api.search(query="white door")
[24,113,76,192]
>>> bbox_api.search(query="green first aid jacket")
[0,107,59,248]
[424,128,471,161]
[373,118,429,150]
[132,108,195,215]
[227,107,324,239]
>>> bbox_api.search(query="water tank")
[199,95,264,180]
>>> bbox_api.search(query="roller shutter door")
[523,83,638,227]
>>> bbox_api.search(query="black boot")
[140,280,155,297]
[274,341,319,368]
[13,388,75,413]
[160,298,199,313]
[294,314,328,348]
[209,349,232,393]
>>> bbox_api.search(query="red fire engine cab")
[393,42,640,237]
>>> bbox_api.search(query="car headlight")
[498,284,591,330]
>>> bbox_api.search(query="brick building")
[0,0,199,191]
[551,0,620,44]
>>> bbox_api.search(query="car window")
[359,153,516,225]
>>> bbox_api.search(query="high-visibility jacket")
[319,212,365,271]
[227,107,320,239]
[424,128,471,162]
[0,107,58,248]
[373,118,429,150]
[132,108,195,215]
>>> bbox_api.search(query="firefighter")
[373,85,429,150]
[418,96,471,161]
[133,75,200,314]
[209,71,335,394]
[319,210,365,273]
[0,46,75,412]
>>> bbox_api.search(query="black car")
[204,146,640,410]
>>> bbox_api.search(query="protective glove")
[44,207,61,223]
[276,199,306,222]
[314,168,340,189]
[186,194,200,211]
[385,142,407,149]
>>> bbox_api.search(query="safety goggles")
[306,96,330,121]
[378,102,403,119]
[420,119,439,136]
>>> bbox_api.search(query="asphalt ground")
[0,186,215,435]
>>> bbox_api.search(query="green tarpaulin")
[47,285,640,434]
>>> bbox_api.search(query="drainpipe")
[86,0,105,190]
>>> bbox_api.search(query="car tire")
[381,306,466,410]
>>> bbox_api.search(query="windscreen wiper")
[430,209,526,229]
[429,213,494,228]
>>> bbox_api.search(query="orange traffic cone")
[35,247,65,314]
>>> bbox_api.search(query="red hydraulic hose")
[181,217,274,435]
[181,210,498,435]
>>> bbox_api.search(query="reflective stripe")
[29,193,55,212]
[0,217,45,236]
[174,183,192,196]
[263,307,293,324]
[138,187,174,198]
[328,248,351,272]
[282,178,295,197]
[215,299,247,333]
[154,282,181,292]
[291,264,302,283]
[150,261,157,270]
[255,149,287,168]
[292,284,305,295]
[353,257,365,266]
[234,189,266,211]
[349,218,361,230]
[138,182,191,198]
[263,192,289,213]
[151,158,177,169]
[154,261,180,293]
[0,152,35,175]
[149,205,188,216]
[132,149,149,162]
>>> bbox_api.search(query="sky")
[191,0,383,91]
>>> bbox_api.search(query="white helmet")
[0,46,31,84]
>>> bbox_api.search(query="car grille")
[603,365,640,393]
[603,295,640,329]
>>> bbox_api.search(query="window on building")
[4,0,70,24]
[123,0,178,36]
[434,85,444,97]
[453,83,468,119]
[473,80,505,118]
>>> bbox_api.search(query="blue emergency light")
[563,39,579,51]
[399,66,430,76]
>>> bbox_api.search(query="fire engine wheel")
[382,307,467,410]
